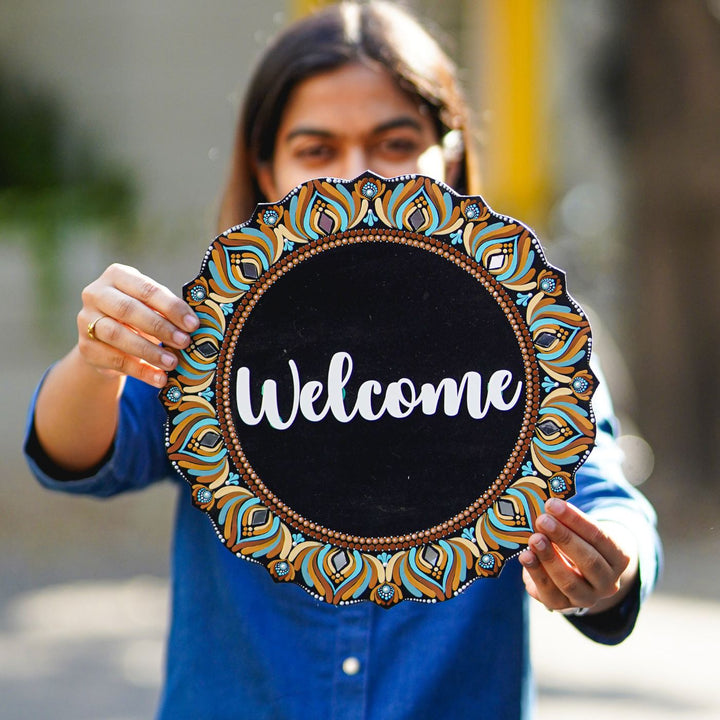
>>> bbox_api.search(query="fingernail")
[546,498,563,513]
[173,330,190,347]
[532,535,548,551]
[183,314,199,331]
[153,372,167,387]
[518,551,536,567]
[537,515,557,532]
[161,352,176,369]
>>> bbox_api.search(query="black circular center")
[227,240,526,538]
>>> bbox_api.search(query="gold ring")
[87,316,104,341]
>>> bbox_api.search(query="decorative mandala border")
[161,172,597,608]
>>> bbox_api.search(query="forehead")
[277,62,435,137]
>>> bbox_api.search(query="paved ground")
[531,593,720,719]
[1,555,718,719]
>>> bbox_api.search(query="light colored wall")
[1,0,285,218]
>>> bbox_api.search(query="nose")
[339,146,370,180]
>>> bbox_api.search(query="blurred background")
[1,0,718,718]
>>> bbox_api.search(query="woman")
[25,3,660,718]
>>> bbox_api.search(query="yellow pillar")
[290,0,336,19]
[466,0,553,230]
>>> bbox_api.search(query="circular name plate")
[162,173,597,607]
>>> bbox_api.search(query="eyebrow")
[283,115,424,143]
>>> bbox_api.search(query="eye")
[294,142,335,163]
[376,135,422,158]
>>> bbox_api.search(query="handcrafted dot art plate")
[161,172,597,608]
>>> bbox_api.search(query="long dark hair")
[218,1,478,231]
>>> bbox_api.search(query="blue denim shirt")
[25,373,660,720]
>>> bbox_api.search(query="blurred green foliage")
[0,69,136,342]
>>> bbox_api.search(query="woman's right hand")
[34,263,199,473]
[77,263,199,388]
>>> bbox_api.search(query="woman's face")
[257,62,454,201]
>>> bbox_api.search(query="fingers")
[85,264,198,346]
[543,499,631,577]
[519,498,633,611]
[78,315,179,388]
[519,552,571,610]
[519,540,594,610]
[77,263,199,388]
[110,265,199,342]
[85,284,188,349]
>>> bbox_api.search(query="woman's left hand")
[518,498,638,615]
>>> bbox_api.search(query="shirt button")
[342,656,361,676]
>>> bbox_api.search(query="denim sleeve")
[566,367,662,644]
[24,371,174,497]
